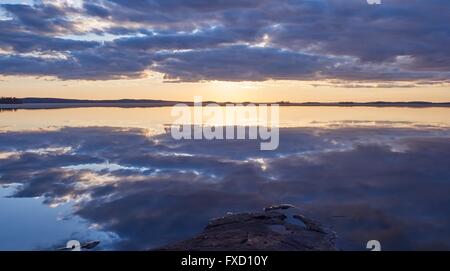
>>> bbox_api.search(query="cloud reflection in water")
[1,126,450,250]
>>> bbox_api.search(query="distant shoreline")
[1,98,450,109]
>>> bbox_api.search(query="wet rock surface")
[157,205,337,251]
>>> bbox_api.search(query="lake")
[1,106,450,250]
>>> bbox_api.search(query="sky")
[0,0,449,102]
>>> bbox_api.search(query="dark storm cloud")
[0,46,153,79]
[0,55,73,76]
[153,45,335,82]
[264,0,450,62]
[108,0,267,10]
[1,3,75,34]
[114,27,251,50]
[2,126,450,250]
[0,20,98,53]
[0,32,98,53]
[99,0,270,25]
[83,3,110,18]
[0,0,449,81]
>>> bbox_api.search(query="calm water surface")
[1,106,450,250]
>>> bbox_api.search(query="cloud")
[153,45,335,82]
[0,46,153,79]
[0,18,99,53]
[1,3,75,34]
[0,0,449,82]
[83,3,110,18]
[114,26,249,51]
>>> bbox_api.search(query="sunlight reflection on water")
[1,106,450,132]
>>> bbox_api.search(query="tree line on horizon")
[0,97,23,104]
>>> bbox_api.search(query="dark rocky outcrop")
[157,205,337,251]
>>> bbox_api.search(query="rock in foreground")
[158,205,337,251]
